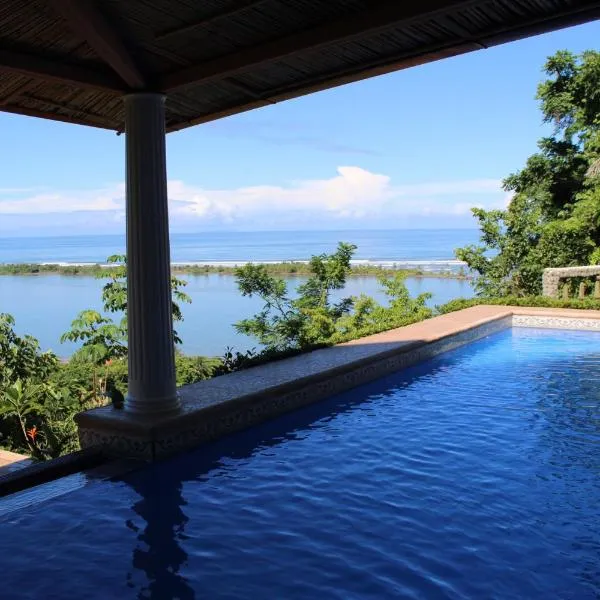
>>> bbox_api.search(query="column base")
[125,392,181,415]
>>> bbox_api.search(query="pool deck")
[75,305,600,460]
[0,450,32,476]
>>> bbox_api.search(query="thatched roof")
[1,0,599,133]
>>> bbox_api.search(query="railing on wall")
[542,266,600,299]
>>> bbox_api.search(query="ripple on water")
[1,327,600,599]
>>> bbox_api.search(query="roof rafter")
[165,1,600,131]
[156,0,269,41]
[166,43,476,132]
[20,92,116,124]
[159,0,480,92]
[1,104,114,129]
[0,48,124,92]
[47,0,146,89]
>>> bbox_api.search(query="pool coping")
[0,448,107,498]
[75,306,600,460]
[0,450,32,477]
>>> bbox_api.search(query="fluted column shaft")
[124,93,179,414]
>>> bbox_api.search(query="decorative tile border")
[512,315,600,331]
[78,314,511,460]
[78,429,154,460]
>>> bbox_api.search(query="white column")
[124,93,179,414]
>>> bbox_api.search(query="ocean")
[0,230,478,356]
[0,229,478,268]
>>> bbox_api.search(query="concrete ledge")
[0,448,106,498]
[0,450,31,476]
[75,305,600,460]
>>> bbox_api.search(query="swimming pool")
[1,327,599,599]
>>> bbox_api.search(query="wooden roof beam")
[0,80,35,107]
[48,0,146,89]
[166,43,476,132]
[1,104,113,130]
[20,93,116,124]
[159,0,479,92]
[156,0,269,41]
[0,48,124,92]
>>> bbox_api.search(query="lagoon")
[0,274,473,357]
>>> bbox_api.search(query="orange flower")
[26,425,38,442]
[105,359,113,366]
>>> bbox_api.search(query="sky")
[1,20,599,237]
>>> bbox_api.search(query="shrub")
[437,296,600,314]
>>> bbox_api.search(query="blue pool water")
[1,327,599,599]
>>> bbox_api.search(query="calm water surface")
[0,274,473,356]
[0,229,477,355]
[1,328,599,599]
[0,229,478,264]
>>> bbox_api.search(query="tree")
[234,243,433,356]
[60,310,127,366]
[0,313,57,392]
[0,314,81,458]
[62,254,192,361]
[98,254,191,345]
[457,50,600,296]
[234,242,356,351]
[334,273,432,340]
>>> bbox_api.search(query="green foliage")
[457,51,600,296]
[0,261,468,280]
[437,295,600,314]
[234,243,356,351]
[0,313,58,390]
[61,254,192,368]
[233,245,433,365]
[174,353,220,386]
[96,254,192,345]
[0,253,211,459]
[334,274,432,341]
[60,310,126,366]
[0,314,87,458]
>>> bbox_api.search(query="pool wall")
[75,306,600,460]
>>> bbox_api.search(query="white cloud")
[0,185,125,215]
[168,167,393,220]
[0,168,505,227]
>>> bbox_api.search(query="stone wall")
[542,266,600,297]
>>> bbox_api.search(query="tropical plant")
[174,352,220,385]
[60,254,193,398]
[0,379,44,454]
[233,244,434,362]
[0,313,57,391]
[60,310,127,365]
[334,273,432,341]
[100,254,191,344]
[234,242,357,351]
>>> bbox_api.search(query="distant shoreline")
[0,261,470,280]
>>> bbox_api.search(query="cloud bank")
[0,167,507,233]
